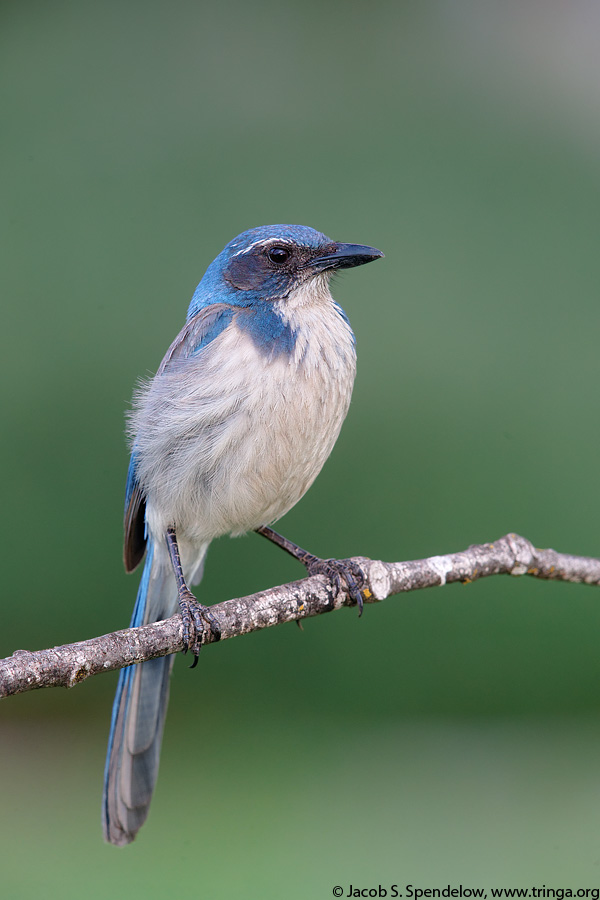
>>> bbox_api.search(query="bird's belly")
[139,329,355,547]
[178,363,351,542]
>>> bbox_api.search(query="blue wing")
[107,304,234,843]
[122,303,235,572]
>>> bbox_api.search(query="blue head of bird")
[188,224,383,318]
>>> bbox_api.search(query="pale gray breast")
[134,305,356,545]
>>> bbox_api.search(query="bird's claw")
[304,555,366,615]
[178,589,221,666]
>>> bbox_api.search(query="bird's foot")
[178,589,221,667]
[254,526,367,616]
[302,554,366,616]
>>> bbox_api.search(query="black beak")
[307,242,384,272]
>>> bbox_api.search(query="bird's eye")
[267,246,292,265]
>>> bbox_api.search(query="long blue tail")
[102,541,178,846]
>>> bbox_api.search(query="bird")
[102,223,383,846]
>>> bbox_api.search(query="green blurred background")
[3,0,600,894]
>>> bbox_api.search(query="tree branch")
[2,533,599,699]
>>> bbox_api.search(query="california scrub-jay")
[103,224,383,845]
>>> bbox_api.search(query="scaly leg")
[255,525,366,615]
[166,527,221,666]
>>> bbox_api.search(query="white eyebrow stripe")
[230,238,294,258]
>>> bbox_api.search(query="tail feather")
[102,542,178,846]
